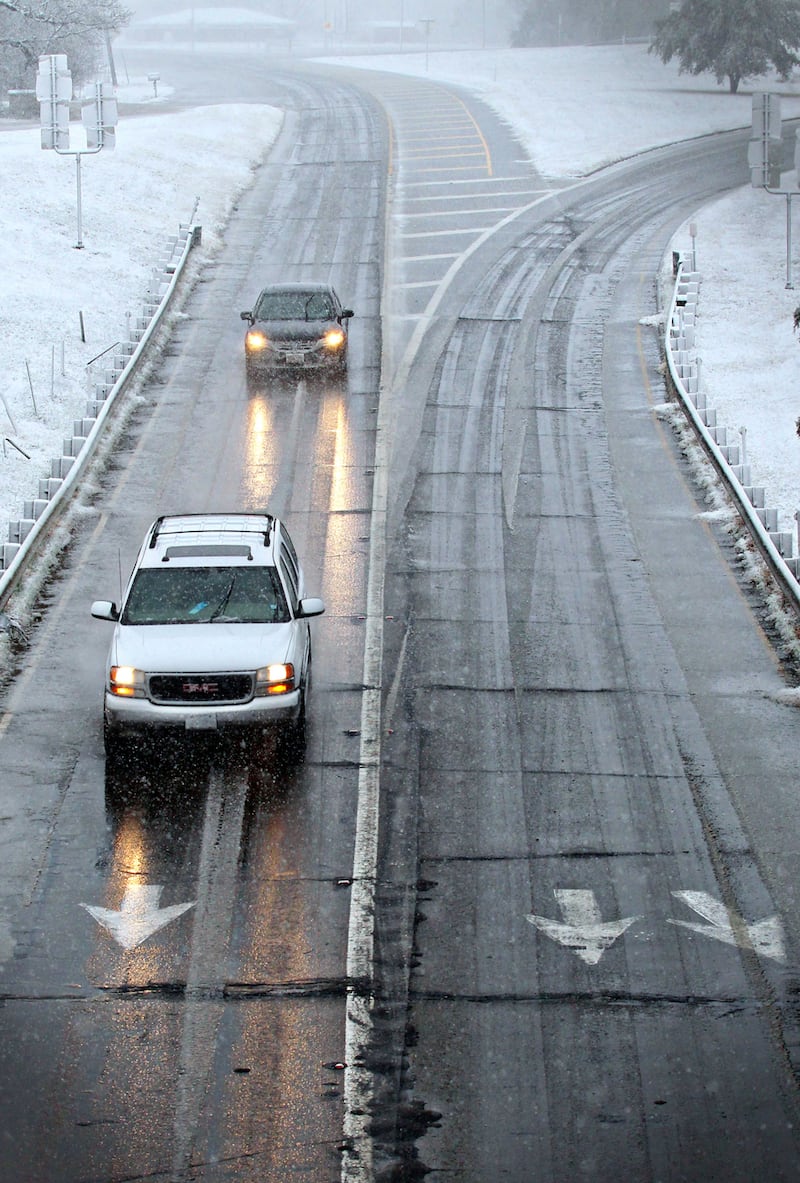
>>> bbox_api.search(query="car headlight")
[323,328,345,351]
[246,330,269,351]
[255,663,295,696]
[109,666,146,698]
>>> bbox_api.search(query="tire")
[103,722,135,805]
[104,720,136,767]
[282,688,307,763]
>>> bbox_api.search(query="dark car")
[241,282,354,377]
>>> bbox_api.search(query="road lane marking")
[81,884,195,951]
[527,889,641,966]
[669,890,786,964]
[340,101,397,1183]
[525,888,787,966]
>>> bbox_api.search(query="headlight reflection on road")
[114,810,148,881]
[223,805,322,1172]
[328,400,353,514]
[243,396,278,505]
[323,398,365,621]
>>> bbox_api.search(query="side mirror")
[297,597,325,619]
[240,311,253,322]
[341,309,354,319]
[91,600,119,622]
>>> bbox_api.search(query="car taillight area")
[148,673,255,705]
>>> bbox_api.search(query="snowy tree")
[650,0,800,94]
[0,0,130,95]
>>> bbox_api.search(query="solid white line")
[400,226,495,239]
[394,281,440,290]
[340,158,396,1183]
[401,190,544,204]
[402,251,460,262]
[400,205,519,219]
[400,174,537,189]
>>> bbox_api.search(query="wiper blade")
[209,574,236,622]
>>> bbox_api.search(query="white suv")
[91,513,324,758]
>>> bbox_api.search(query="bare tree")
[0,0,130,97]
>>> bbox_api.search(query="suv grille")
[148,673,254,705]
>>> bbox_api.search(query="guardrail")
[664,259,800,615]
[0,219,202,605]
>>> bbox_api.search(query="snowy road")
[1,50,800,1183]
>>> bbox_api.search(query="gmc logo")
[183,681,218,694]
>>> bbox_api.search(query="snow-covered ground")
[0,41,798,580]
[0,93,283,546]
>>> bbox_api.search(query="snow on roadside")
[0,101,283,538]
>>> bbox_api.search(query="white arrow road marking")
[668,890,786,964]
[526,889,641,966]
[81,884,196,951]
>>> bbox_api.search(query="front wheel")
[281,688,307,763]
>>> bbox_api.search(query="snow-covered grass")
[0,97,283,547]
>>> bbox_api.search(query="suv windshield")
[121,566,291,625]
[255,291,333,321]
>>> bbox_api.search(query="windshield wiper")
[209,574,236,622]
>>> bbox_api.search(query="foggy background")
[124,0,517,51]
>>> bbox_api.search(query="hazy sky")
[125,0,515,46]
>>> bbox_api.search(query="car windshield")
[121,566,291,625]
[255,290,334,321]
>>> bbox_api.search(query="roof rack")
[148,516,166,548]
[148,512,273,549]
[162,544,253,561]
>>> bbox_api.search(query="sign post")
[36,55,118,249]
[749,92,800,289]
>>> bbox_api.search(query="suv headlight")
[110,666,146,698]
[246,330,269,351]
[323,328,345,351]
[255,663,295,696]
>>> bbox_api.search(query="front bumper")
[245,345,345,370]
[104,688,302,735]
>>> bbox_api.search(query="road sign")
[82,82,118,150]
[36,54,71,151]
[749,93,782,188]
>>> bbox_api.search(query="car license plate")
[286,351,305,364]
[186,714,217,730]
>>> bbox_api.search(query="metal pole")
[786,192,794,289]
[689,220,697,272]
[75,152,84,249]
[420,18,433,71]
